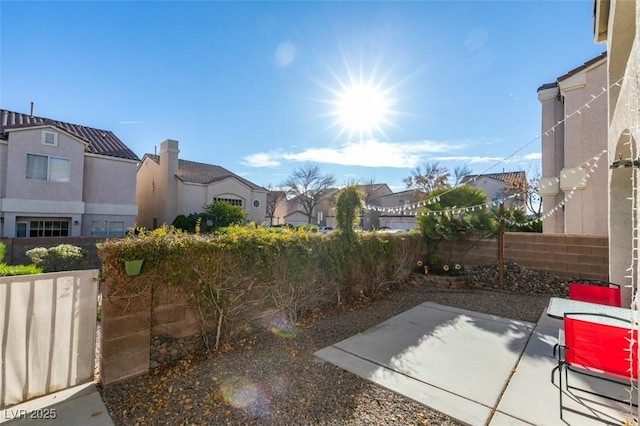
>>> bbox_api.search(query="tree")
[264,185,285,225]
[453,165,473,185]
[335,185,363,240]
[418,185,496,264]
[281,164,336,224]
[403,162,450,193]
[203,200,246,229]
[525,169,542,218]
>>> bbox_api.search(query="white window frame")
[213,197,243,207]
[16,218,70,237]
[90,220,125,237]
[41,130,58,147]
[26,153,70,182]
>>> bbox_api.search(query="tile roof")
[0,109,139,161]
[145,154,267,191]
[557,51,607,82]
[537,52,607,92]
[379,189,427,198]
[461,171,527,190]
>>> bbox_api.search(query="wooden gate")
[0,270,98,408]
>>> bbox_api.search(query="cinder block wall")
[100,277,152,386]
[438,233,609,281]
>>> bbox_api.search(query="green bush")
[0,264,43,277]
[0,242,5,263]
[418,186,496,264]
[26,244,88,272]
[98,225,425,349]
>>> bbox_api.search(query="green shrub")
[97,225,425,350]
[26,244,88,272]
[0,264,43,277]
[0,242,5,263]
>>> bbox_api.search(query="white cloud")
[522,152,541,160]
[434,155,504,164]
[242,152,281,167]
[242,139,460,169]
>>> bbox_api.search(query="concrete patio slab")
[491,311,637,426]
[0,382,113,426]
[315,301,535,425]
[316,301,638,426]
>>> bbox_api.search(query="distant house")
[136,139,268,228]
[461,171,527,209]
[0,108,139,238]
[537,52,608,236]
[271,188,340,227]
[271,183,398,229]
[372,189,427,230]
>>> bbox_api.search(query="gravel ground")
[99,278,551,426]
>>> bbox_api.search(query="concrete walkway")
[315,301,638,425]
[0,382,112,426]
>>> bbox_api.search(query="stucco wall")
[135,157,160,229]
[539,56,609,236]
[4,128,85,202]
[559,58,609,236]
[606,0,639,309]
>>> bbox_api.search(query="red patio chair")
[568,279,621,307]
[553,312,637,423]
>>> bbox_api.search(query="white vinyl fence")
[0,270,98,408]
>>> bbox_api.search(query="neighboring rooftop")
[461,171,527,190]
[0,108,139,161]
[144,154,267,191]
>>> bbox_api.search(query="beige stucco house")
[461,171,527,209]
[371,189,427,230]
[594,0,639,307]
[538,52,609,236]
[0,108,139,238]
[136,139,268,228]
[271,187,340,227]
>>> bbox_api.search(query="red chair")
[552,312,637,423]
[568,279,621,307]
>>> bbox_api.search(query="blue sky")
[1,1,605,191]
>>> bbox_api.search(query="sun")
[337,83,391,135]
[334,80,394,141]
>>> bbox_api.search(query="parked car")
[319,226,334,234]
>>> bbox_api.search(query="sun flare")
[337,83,391,135]
[333,80,394,141]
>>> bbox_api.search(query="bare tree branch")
[281,164,336,224]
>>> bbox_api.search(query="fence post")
[498,203,505,289]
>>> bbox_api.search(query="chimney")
[159,139,180,225]
[30,102,34,118]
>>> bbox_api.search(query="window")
[91,221,125,237]
[213,197,243,207]
[26,154,70,182]
[16,219,70,237]
[252,200,260,208]
[41,131,58,147]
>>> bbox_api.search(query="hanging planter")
[124,259,144,276]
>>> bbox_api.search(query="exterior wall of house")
[83,154,138,234]
[135,156,161,228]
[539,57,608,236]
[538,85,565,233]
[559,58,608,236]
[2,127,86,237]
[136,140,268,228]
[465,178,523,208]
[0,141,7,198]
[176,178,268,225]
[604,0,639,309]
